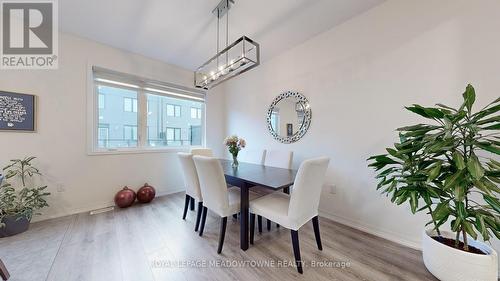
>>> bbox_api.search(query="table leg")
[283,186,290,194]
[240,183,249,251]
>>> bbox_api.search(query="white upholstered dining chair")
[183,148,214,211]
[238,149,265,165]
[193,155,260,254]
[190,148,213,157]
[263,150,293,170]
[177,152,204,232]
[249,157,329,274]
[257,150,293,232]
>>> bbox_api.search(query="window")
[147,93,203,147]
[166,104,181,117]
[97,85,138,148]
[98,94,105,109]
[191,107,202,119]
[92,66,205,153]
[190,125,202,146]
[98,124,109,148]
[124,97,137,112]
[123,125,138,141]
[166,127,181,141]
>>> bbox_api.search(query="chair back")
[264,150,293,169]
[193,156,229,216]
[191,148,213,157]
[288,157,329,225]
[239,149,265,165]
[177,153,202,201]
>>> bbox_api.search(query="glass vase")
[232,154,239,168]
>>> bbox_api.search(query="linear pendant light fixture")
[194,0,260,90]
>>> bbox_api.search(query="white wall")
[213,0,500,255]
[205,86,227,158]
[0,32,203,220]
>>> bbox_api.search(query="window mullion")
[138,89,148,148]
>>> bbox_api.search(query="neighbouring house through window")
[92,67,205,152]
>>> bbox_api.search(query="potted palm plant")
[0,156,50,237]
[368,85,499,281]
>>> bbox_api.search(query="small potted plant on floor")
[0,156,50,237]
[368,85,499,281]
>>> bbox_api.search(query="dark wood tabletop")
[219,159,296,190]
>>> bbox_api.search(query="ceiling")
[59,0,385,71]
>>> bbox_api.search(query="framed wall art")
[0,91,36,132]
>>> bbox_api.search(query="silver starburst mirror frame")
[266,91,312,143]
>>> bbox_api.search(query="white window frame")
[88,66,206,155]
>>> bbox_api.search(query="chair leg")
[291,230,303,274]
[190,197,195,211]
[0,258,10,281]
[198,207,208,236]
[258,215,262,233]
[250,213,255,245]
[267,219,271,231]
[194,202,203,232]
[182,194,190,220]
[312,216,323,250]
[217,217,228,254]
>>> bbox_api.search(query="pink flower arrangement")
[224,135,246,157]
[238,138,246,148]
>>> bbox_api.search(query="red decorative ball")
[114,186,136,208]
[137,183,156,203]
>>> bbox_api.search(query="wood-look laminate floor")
[0,192,437,281]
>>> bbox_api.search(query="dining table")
[219,159,297,251]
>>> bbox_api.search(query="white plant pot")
[422,228,498,281]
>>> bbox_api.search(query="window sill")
[87,146,204,156]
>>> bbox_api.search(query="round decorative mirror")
[266,91,311,143]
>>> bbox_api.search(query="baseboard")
[319,210,422,251]
[32,187,185,223]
